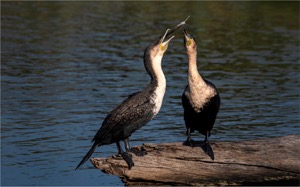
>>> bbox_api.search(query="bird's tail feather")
[75,144,97,170]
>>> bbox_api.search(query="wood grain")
[91,135,300,186]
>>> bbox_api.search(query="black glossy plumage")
[182,28,221,160]
[76,19,188,170]
[182,80,220,137]
[182,79,220,160]
[93,85,156,146]
[75,70,158,170]
[75,25,185,170]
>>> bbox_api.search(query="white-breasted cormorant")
[76,19,188,170]
[181,28,221,160]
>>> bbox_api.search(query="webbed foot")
[183,127,195,147]
[201,132,214,160]
[121,152,134,169]
[124,138,147,156]
[128,147,147,156]
[183,138,195,147]
[201,141,214,160]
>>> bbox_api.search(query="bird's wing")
[181,85,192,110]
[92,91,154,143]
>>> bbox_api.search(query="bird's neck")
[148,55,166,116]
[144,52,166,88]
[187,51,205,86]
[149,55,166,89]
[186,51,216,111]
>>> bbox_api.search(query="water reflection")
[1,1,299,186]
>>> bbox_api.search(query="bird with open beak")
[76,17,188,170]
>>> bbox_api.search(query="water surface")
[1,2,299,186]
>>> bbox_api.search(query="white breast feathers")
[150,83,166,116]
[186,83,216,112]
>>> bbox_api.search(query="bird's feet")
[120,152,134,169]
[183,138,196,147]
[201,141,214,160]
[128,147,147,156]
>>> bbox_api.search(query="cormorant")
[76,19,188,170]
[181,28,221,160]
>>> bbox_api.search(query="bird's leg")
[116,140,123,154]
[116,141,134,169]
[183,127,195,147]
[124,138,130,151]
[202,131,214,160]
[124,138,147,156]
[204,132,208,143]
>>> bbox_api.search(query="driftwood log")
[91,135,300,186]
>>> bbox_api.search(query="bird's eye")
[160,43,167,51]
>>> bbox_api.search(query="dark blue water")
[2,2,299,186]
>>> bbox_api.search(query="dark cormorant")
[181,28,221,160]
[76,19,188,170]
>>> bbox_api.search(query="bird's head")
[159,29,175,53]
[145,16,190,60]
[183,28,197,52]
[145,29,175,60]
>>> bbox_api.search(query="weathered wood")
[91,135,300,186]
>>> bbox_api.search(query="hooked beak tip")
[183,16,190,24]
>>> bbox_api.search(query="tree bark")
[90,135,300,186]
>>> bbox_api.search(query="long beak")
[160,29,175,46]
[166,16,190,37]
[183,28,188,35]
[183,28,192,39]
